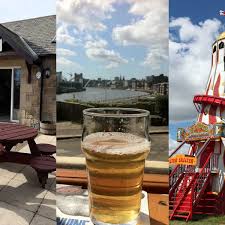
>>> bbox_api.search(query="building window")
[213,46,217,53]
[219,42,224,49]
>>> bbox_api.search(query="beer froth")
[82,132,150,155]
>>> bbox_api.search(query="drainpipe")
[40,70,43,122]
[39,63,44,123]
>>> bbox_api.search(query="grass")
[170,215,225,225]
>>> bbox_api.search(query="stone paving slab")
[0,201,34,225]
[0,176,12,191]
[0,163,26,179]
[0,177,48,212]
[13,166,55,190]
[37,191,56,220]
[30,214,55,225]
[0,134,56,224]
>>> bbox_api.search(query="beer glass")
[81,108,150,225]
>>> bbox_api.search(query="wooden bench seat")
[37,144,56,155]
[30,156,56,188]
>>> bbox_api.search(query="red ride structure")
[169,32,225,221]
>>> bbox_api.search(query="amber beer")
[82,132,150,224]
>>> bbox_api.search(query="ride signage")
[169,154,197,165]
[177,122,225,142]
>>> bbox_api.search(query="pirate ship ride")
[169,32,225,221]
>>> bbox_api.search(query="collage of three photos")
[0,0,224,225]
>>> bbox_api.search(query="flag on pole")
[220,10,225,16]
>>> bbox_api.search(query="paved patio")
[0,134,56,225]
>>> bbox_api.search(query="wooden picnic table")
[0,123,56,187]
[0,123,39,160]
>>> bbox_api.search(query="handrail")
[169,173,184,199]
[169,164,195,199]
[192,151,213,205]
[197,151,213,175]
[170,172,196,219]
[169,164,180,178]
[195,138,211,157]
[169,141,186,158]
[170,151,213,220]
[193,94,225,107]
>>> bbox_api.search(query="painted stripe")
[208,105,217,124]
[198,113,203,122]
[206,77,212,95]
[188,145,193,155]
[212,53,213,67]
[213,73,221,97]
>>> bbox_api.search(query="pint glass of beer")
[82,108,150,225]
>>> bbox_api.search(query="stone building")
[152,82,168,95]
[159,82,169,95]
[0,15,56,127]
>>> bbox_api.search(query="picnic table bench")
[0,123,56,188]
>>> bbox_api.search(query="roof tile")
[2,15,56,56]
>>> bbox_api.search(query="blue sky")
[170,0,224,24]
[57,0,168,80]
[169,0,225,149]
[0,0,55,22]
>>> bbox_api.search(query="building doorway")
[0,69,11,121]
[0,68,21,122]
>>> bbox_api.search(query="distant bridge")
[84,79,91,88]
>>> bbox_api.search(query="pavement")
[57,122,168,161]
[0,134,56,225]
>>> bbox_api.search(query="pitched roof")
[1,15,56,56]
[0,25,39,64]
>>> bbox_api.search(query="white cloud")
[169,17,222,121]
[112,0,168,73]
[57,48,76,57]
[57,56,82,71]
[57,0,116,31]
[85,39,128,69]
[142,50,168,71]
[57,57,75,66]
[57,24,77,46]
[128,0,154,15]
[85,39,108,49]
[106,62,120,69]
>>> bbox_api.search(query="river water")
[57,87,149,103]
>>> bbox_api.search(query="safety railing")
[192,152,213,205]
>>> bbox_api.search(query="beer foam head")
[82,132,150,155]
